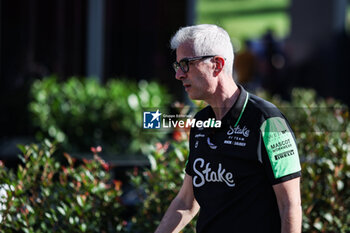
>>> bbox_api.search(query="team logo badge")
[227,125,250,137]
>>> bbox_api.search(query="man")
[155,24,301,233]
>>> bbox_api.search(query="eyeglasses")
[172,55,217,73]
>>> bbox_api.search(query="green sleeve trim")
[260,117,301,179]
[234,93,249,127]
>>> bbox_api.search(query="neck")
[206,77,240,120]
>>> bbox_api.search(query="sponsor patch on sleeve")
[260,117,301,179]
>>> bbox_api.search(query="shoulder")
[248,94,296,139]
[247,93,284,120]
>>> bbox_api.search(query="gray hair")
[170,24,234,76]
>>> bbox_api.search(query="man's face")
[175,43,216,101]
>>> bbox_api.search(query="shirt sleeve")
[260,116,301,184]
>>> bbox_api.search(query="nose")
[175,68,186,81]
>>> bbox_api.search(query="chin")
[187,92,196,100]
[186,88,206,101]
[188,93,203,101]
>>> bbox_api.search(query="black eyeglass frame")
[172,55,218,73]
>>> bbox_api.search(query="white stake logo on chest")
[193,158,235,188]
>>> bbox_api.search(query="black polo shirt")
[185,85,301,233]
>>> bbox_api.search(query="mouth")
[183,84,191,91]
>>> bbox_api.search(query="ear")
[213,56,225,76]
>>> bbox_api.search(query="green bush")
[262,89,350,232]
[0,140,126,232]
[127,103,199,232]
[10,87,350,232]
[130,89,350,232]
[129,139,196,233]
[29,76,171,155]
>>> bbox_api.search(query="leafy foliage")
[128,105,196,232]
[3,88,349,232]
[29,77,171,154]
[0,140,125,233]
[129,140,196,233]
[260,89,350,232]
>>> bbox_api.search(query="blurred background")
[1,0,350,158]
[1,0,350,232]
